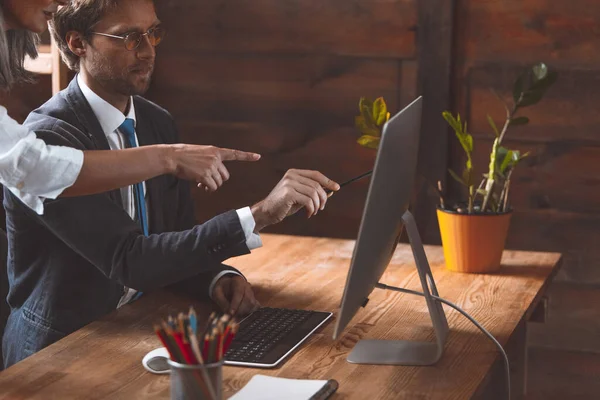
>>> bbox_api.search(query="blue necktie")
[118,118,149,236]
[119,118,147,303]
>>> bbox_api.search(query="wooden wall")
[145,0,419,239]
[2,0,599,393]
[451,0,600,373]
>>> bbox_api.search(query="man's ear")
[65,31,87,58]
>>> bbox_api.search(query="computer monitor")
[332,96,449,365]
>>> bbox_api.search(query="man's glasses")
[90,27,166,51]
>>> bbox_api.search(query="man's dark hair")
[49,0,119,71]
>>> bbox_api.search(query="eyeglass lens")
[124,28,165,50]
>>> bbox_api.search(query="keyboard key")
[224,307,332,367]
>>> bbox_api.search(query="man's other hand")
[212,275,260,317]
[250,169,340,232]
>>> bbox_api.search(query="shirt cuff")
[208,270,244,299]
[235,206,263,250]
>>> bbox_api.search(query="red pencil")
[172,332,197,364]
[154,325,177,361]
[223,324,238,355]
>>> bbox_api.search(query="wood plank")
[155,0,417,58]
[465,138,600,215]
[506,210,600,253]
[466,65,600,143]
[554,250,600,285]
[528,282,600,354]
[149,54,401,126]
[526,347,600,399]
[456,0,600,67]
[399,60,418,109]
[0,234,560,400]
[413,0,455,244]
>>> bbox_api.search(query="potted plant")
[437,62,556,273]
[354,62,557,273]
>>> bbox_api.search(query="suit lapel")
[63,77,123,205]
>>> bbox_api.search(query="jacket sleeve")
[24,125,250,292]
[161,113,244,297]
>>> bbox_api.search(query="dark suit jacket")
[2,78,250,367]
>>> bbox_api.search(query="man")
[2,0,339,367]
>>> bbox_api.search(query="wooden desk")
[0,234,561,399]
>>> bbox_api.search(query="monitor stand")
[347,210,450,366]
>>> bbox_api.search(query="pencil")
[208,328,218,364]
[188,307,198,335]
[154,324,178,361]
[188,326,218,400]
[326,170,373,198]
[161,321,185,363]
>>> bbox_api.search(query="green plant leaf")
[355,116,381,136]
[360,103,377,130]
[495,146,509,173]
[357,135,381,149]
[462,168,472,187]
[487,137,500,180]
[442,111,462,133]
[487,115,500,137]
[518,90,544,107]
[532,62,548,81]
[464,133,474,153]
[372,97,388,126]
[448,169,465,186]
[359,97,373,113]
[509,116,530,126]
[500,149,514,174]
[529,71,558,99]
[476,188,488,196]
[516,66,558,108]
[513,72,525,104]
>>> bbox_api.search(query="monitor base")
[346,210,450,366]
[347,339,441,366]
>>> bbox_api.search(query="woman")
[0,0,259,214]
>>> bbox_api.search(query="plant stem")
[503,179,511,212]
[468,185,474,214]
[437,181,445,209]
[482,104,518,212]
[498,105,518,145]
[498,169,514,212]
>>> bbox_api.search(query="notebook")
[229,375,339,400]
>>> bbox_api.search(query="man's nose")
[137,35,156,60]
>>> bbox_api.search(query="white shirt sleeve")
[207,206,262,297]
[235,206,263,250]
[0,106,84,215]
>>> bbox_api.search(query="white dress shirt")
[76,75,262,307]
[0,105,84,215]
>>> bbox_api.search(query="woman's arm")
[62,144,261,197]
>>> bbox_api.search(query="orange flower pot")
[436,208,512,273]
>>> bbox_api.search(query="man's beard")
[88,52,154,97]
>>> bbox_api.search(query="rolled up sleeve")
[0,106,83,214]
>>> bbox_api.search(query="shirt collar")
[77,74,136,136]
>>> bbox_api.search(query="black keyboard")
[224,307,332,368]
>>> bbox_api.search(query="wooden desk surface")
[0,234,561,400]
